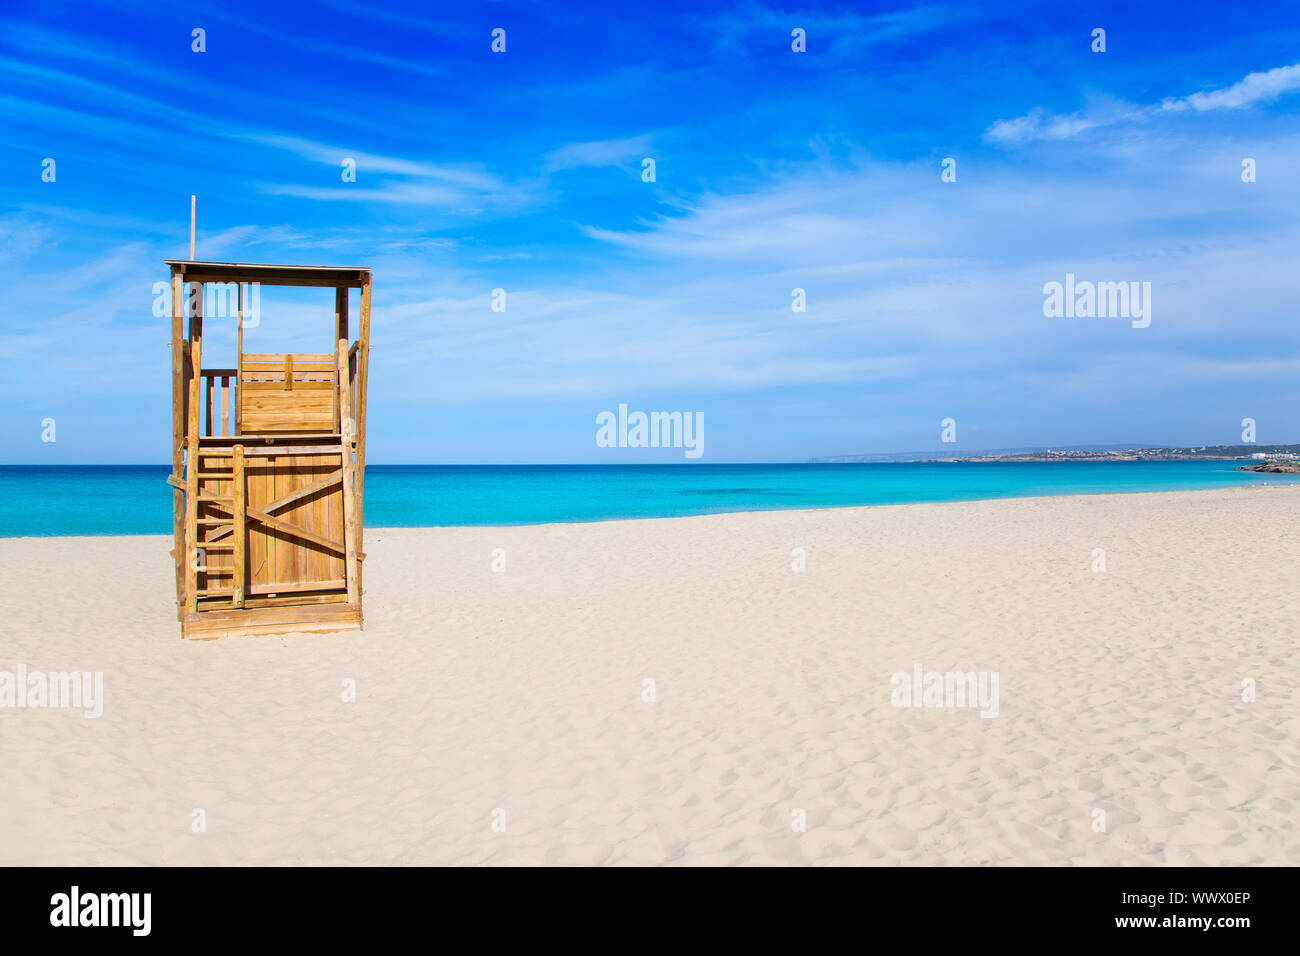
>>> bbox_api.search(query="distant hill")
[811,443,1300,463]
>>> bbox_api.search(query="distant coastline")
[814,443,1300,464]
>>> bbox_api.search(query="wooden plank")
[220,376,230,436]
[280,452,297,587]
[283,354,293,391]
[183,279,203,615]
[335,288,348,433]
[247,579,345,595]
[246,444,341,457]
[181,602,361,640]
[198,444,343,458]
[340,351,351,587]
[166,261,366,275]
[241,374,335,387]
[241,592,351,609]
[241,360,333,371]
[242,353,335,363]
[236,282,243,436]
[242,371,335,381]
[248,505,346,556]
[344,348,355,591]
[241,363,336,371]
[205,374,214,436]
[171,269,187,620]
[313,457,327,586]
[249,454,267,598]
[185,600,358,625]
[170,273,364,290]
[356,275,371,594]
[336,286,359,606]
[232,444,246,608]
[201,433,340,442]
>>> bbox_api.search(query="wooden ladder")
[186,445,247,609]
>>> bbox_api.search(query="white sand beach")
[1,486,1296,866]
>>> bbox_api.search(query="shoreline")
[2,481,1295,540]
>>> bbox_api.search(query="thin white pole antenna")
[189,195,196,260]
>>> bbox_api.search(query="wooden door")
[243,450,348,599]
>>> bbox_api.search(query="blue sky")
[2,0,1299,463]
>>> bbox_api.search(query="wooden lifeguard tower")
[166,260,372,639]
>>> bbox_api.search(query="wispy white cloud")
[249,133,533,210]
[545,135,655,172]
[551,138,1300,401]
[1161,62,1300,112]
[0,217,53,262]
[987,61,1300,143]
[261,182,485,206]
[187,2,446,77]
[248,134,503,188]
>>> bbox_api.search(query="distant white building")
[1251,453,1268,459]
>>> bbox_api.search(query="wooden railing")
[200,369,236,437]
[199,347,356,439]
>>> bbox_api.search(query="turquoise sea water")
[1,461,1294,537]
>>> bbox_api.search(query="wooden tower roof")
[166,260,370,288]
